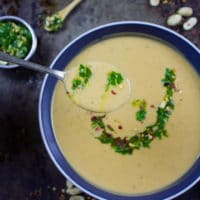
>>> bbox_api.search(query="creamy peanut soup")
[52,35,200,195]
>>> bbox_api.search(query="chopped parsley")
[132,99,147,122]
[72,78,82,90]
[90,68,176,155]
[105,71,124,91]
[0,21,32,59]
[44,14,64,32]
[71,64,92,91]
[79,64,92,84]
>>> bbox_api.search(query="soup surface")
[52,35,200,194]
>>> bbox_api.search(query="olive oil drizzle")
[132,99,147,122]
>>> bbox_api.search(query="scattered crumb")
[118,125,123,130]
[59,193,66,200]
[61,188,66,193]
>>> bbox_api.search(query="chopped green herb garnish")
[71,64,92,91]
[136,110,147,121]
[72,78,82,90]
[91,115,106,129]
[98,132,114,144]
[44,14,64,32]
[132,99,147,122]
[79,64,92,84]
[162,68,176,87]
[0,21,32,59]
[107,124,115,132]
[105,71,124,91]
[90,68,176,155]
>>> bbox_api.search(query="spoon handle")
[0,51,66,80]
[59,0,82,19]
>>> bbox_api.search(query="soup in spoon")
[64,62,131,113]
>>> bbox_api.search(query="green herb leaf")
[129,135,142,149]
[71,64,93,91]
[91,115,106,129]
[98,132,114,144]
[162,68,176,87]
[45,15,64,32]
[132,99,147,122]
[79,64,92,84]
[132,99,146,108]
[105,71,124,91]
[72,78,82,90]
[112,144,133,154]
[136,109,147,121]
[140,131,152,148]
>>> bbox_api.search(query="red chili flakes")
[95,127,101,131]
[172,83,180,92]
[111,90,117,95]
[118,125,123,130]
[150,104,155,108]
[114,137,129,148]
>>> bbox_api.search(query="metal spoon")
[0,52,131,113]
[0,51,65,80]
[44,0,83,32]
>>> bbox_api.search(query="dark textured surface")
[0,0,199,199]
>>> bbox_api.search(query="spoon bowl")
[65,62,131,113]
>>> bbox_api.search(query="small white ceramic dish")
[0,15,37,69]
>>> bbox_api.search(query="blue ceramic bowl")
[39,21,200,200]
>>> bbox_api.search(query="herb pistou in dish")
[0,16,37,68]
[39,22,200,200]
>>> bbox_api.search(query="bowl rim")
[0,15,37,69]
[39,21,200,200]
